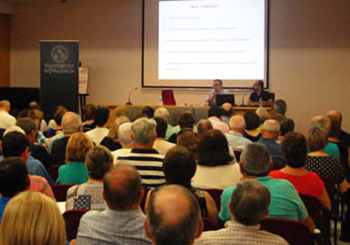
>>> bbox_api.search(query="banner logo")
[51,45,69,63]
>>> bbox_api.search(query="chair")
[204,188,223,211]
[162,89,176,105]
[53,184,75,201]
[233,150,242,162]
[48,164,61,182]
[260,217,313,245]
[63,209,89,241]
[202,217,218,231]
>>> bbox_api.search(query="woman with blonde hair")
[0,191,66,245]
[57,132,94,184]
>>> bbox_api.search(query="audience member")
[0,100,16,130]
[66,146,113,210]
[192,130,241,189]
[154,107,180,140]
[207,106,229,134]
[273,99,289,126]
[86,106,110,145]
[177,130,199,159]
[17,117,50,170]
[46,105,67,137]
[116,118,165,187]
[153,117,176,155]
[2,130,54,187]
[278,118,295,142]
[57,132,94,184]
[196,179,288,245]
[243,111,261,142]
[100,116,129,151]
[257,119,284,164]
[32,108,49,141]
[114,105,129,118]
[328,110,350,149]
[111,122,133,162]
[168,111,195,143]
[225,115,252,151]
[305,127,349,193]
[142,106,155,118]
[0,191,66,245]
[0,158,29,222]
[196,119,213,140]
[220,143,315,233]
[82,104,96,132]
[77,165,152,245]
[50,112,82,166]
[145,185,203,245]
[220,103,234,125]
[255,107,268,131]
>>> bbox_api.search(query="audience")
[76,165,151,245]
[82,104,96,132]
[168,111,195,143]
[220,103,234,125]
[177,129,200,159]
[196,119,213,140]
[196,179,288,245]
[50,112,82,166]
[66,146,113,211]
[154,107,180,140]
[243,111,262,142]
[207,106,229,134]
[257,119,285,164]
[47,105,67,137]
[114,105,129,118]
[0,191,66,245]
[116,118,165,187]
[192,130,241,189]
[273,99,289,126]
[111,122,133,162]
[219,143,315,233]
[225,115,252,151]
[145,185,203,245]
[57,132,94,184]
[100,115,129,151]
[142,106,155,118]
[0,158,29,222]
[0,100,16,129]
[86,106,110,145]
[278,118,295,142]
[153,117,176,155]
[255,107,268,131]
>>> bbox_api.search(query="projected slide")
[142,0,268,88]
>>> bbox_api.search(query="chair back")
[162,89,176,105]
[299,194,327,223]
[204,188,223,211]
[53,184,75,202]
[202,217,218,231]
[320,176,335,198]
[48,164,61,182]
[63,209,89,241]
[260,217,312,245]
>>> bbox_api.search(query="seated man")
[0,100,16,129]
[111,122,133,163]
[145,185,203,245]
[225,115,252,151]
[257,119,285,164]
[196,179,287,245]
[0,157,29,222]
[116,118,165,188]
[219,143,315,233]
[86,107,110,145]
[208,79,229,106]
[196,119,213,140]
[247,80,273,106]
[77,165,152,245]
[168,111,195,144]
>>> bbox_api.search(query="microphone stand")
[126,87,138,105]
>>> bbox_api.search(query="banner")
[40,41,79,121]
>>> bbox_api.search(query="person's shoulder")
[222,186,235,197]
[258,230,289,245]
[29,175,49,186]
[80,210,103,224]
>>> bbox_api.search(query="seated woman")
[243,111,261,142]
[82,104,96,132]
[57,132,94,184]
[0,191,66,245]
[305,126,349,193]
[100,116,130,151]
[176,129,199,159]
[247,80,273,106]
[145,146,218,224]
[66,146,113,211]
[46,105,67,138]
[269,132,331,210]
[192,130,242,189]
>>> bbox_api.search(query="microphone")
[240,90,251,107]
[126,86,138,105]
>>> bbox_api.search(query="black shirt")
[30,144,50,170]
[249,91,271,103]
[100,137,122,152]
[50,137,70,166]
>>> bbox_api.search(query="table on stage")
[99,104,271,126]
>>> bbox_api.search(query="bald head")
[61,112,82,134]
[146,185,202,245]
[262,119,280,139]
[103,165,142,210]
[0,100,10,112]
[327,110,342,124]
[229,115,246,133]
[196,119,213,139]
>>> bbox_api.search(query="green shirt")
[165,124,180,140]
[219,176,308,222]
[57,161,89,184]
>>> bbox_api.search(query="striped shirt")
[116,148,165,188]
[29,175,55,199]
[195,221,288,245]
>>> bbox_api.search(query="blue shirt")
[257,138,285,164]
[219,176,308,222]
[0,197,11,222]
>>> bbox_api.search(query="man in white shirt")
[86,107,110,145]
[112,122,133,163]
[208,79,229,106]
[225,115,252,151]
[0,100,16,129]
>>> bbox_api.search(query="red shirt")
[269,170,325,198]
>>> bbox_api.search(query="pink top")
[29,175,55,199]
[208,117,230,134]
[269,170,325,198]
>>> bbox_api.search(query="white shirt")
[152,138,176,155]
[208,117,230,134]
[86,127,109,145]
[192,163,242,189]
[0,110,16,129]
[112,148,132,164]
[225,131,252,151]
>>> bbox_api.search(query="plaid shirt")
[195,221,288,245]
[77,207,152,245]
